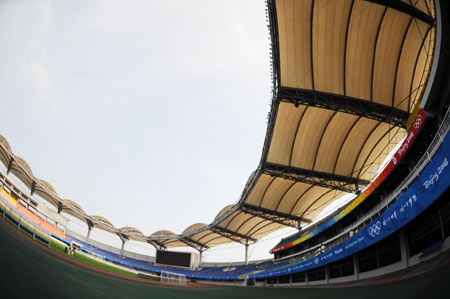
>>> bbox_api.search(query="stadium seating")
[0,189,66,240]
[62,235,291,280]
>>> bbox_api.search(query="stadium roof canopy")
[0,0,436,251]
[60,200,88,224]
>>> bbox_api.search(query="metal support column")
[399,230,409,269]
[305,270,309,286]
[86,227,92,243]
[353,255,360,281]
[245,243,250,265]
[198,250,203,267]
[120,240,126,257]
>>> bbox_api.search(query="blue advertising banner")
[251,134,450,279]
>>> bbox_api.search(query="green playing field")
[0,217,449,299]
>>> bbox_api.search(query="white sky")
[0,0,302,261]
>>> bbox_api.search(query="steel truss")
[148,240,167,250]
[365,0,434,25]
[241,203,311,228]
[210,226,256,245]
[86,219,94,229]
[264,162,369,193]
[180,237,209,251]
[279,86,410,128]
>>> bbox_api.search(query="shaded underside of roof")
[61,199,88,224]
[33,179,59,209]
[91,215,116,233]
[0,135,11,170]
[9,156,34,191]
[119,227,146,242]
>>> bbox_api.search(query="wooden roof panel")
[334,118,381,177]
[413,0,433,16]
[290,186,336,217]
[314,112,359,173]
[250,222,285,240]
[225,213,259,233]
[267,103,306,165]
[151,230,176,237]
[214,205,234,221]
[61,199,88,224]
[372,9,411,107]
[91,215,116,233]
[245,174,274,206]
[217,210,241,228]
[10,156,34,190]
[394,19,430,111]
[0,135,11,151]
[237,217,267,236]
[312,0,352,94]
[277,0,313,89]
[0,134,12,169]
[358,126,406,181]
[194,231,232,247]
[301,190,347,220]
[346,0,386,101]
[276,182,315,214]
[259,177,296,211]
[162,239,188,248]
[410,27,434,109]
[290,107,335,169]
[34,178,59,208]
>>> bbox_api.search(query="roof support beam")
[86,219,94,229]
[86,227,92,242]
[278,86,410,128]
[241,203,311,228]
[264,162,369,193]
[6,157,13,174]
[180,237,209,251]
[117,231,132,242]
[117,233,126,243]
[365,0,434,25]
[210,226,256,245]
[31,180,36,195]
[267,0,281,86]
[147,240,166,250]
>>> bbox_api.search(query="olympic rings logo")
[414,115,422,129]
[368,221,382,237]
